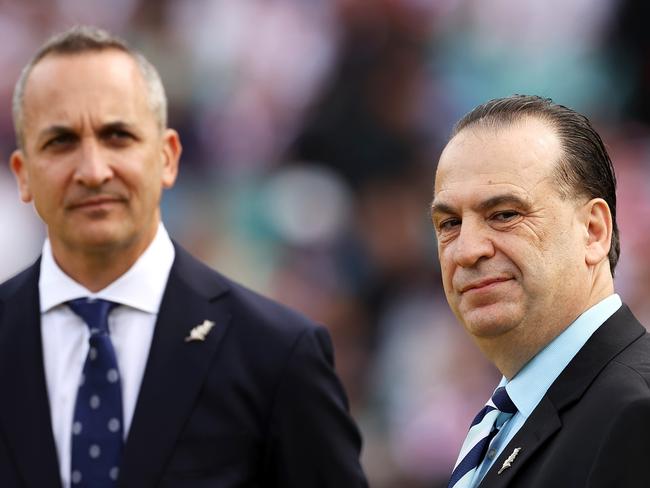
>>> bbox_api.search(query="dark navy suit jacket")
[478,305,650,487]
[0,244,368,487]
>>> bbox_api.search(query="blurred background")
[2,0,650,486]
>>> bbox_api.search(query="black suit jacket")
[479,305,650,487]
[0,244,368,487]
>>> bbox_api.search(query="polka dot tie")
[67,298,123,487]
[447,387,517,488]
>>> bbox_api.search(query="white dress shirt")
[39,224,175,488]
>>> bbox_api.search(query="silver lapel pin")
[185,320,216,342]
[498,447,522,475]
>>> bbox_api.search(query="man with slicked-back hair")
[433,95,650,487]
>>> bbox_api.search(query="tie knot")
[491,386,517,414]
[67,298,118,335]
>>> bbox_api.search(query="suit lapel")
[545,305,645,410]
[480,305,645,486]
[119,246,231,487]
[480,396,560,486]
[0,262,62,488]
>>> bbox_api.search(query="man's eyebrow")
[100,121,136,132]
[37,125,76,140]
[37,121,137,139]
[430,193,531,217]
[430,200,456,217]
[476,194,532,212]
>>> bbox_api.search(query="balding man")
[432,95,650,487]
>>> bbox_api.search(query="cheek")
[438,258,458,301]
[32,158,72,189]
[131,173,164,210]
[31,174,61,206]
[130,156,164,190]
[508,238,573,295]
[497,231,542,269]
[437,247,453,282]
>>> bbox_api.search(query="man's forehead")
[431,181,536,215]
[21,50,149,132]
[435,118,562,191]
[25,49,140,92]
[431,118,564,217]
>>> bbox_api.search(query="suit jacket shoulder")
[0,258,40,302]
[0,259,62,488]
[120,243,368,487]
[0,248,368,488]
[481,305,650,488]
[173,243,325,337]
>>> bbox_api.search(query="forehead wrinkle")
[435,158,558,199]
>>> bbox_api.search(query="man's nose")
[73,138,113,187]
[453,219,495,268]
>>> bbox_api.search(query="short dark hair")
[13,25,167,149]
[452,95,620,275]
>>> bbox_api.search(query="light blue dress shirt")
[470,293,622,487]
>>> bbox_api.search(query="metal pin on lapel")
[498,447,522,475]
[185,320,216,342]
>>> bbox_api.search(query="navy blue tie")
[448,387,517,488]
[67,298,123,487]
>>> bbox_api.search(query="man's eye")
[101,129,136,147]
[45,133,76,148]
[492,211,519,222]
[438,218,461,231]
[107,130,133,141]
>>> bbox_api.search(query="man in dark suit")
[0,26,368,488]
[431,95,650,487]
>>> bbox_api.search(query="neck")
[481,275,615,380]
[49,227,158,293]
[481,325,566,380]
[53,250,138,292]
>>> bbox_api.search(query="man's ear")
[584,198,612,266]
[9,150,33,203]
[160,128,182,189]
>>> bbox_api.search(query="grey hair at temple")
[12,25,168,150]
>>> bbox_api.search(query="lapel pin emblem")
[185,320,216,342]
[498,447,522,475]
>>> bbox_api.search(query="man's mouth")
[460,277,512,293]
[68,195,125,211]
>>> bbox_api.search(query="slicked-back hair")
[12,25,167,150]
[451,95,620,275]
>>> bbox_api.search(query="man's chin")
[459,304,522,339]
[62,225,133,253]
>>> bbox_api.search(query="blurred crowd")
[2,0,650,486]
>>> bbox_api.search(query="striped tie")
[447,387,517,488]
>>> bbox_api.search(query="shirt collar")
[39,223,175,314]
[502,293,622,417]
